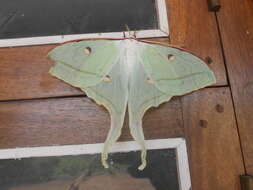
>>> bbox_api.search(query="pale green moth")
[48,38,216,170]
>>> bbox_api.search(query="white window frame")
[0,138,191,190]
[0,0,169,47]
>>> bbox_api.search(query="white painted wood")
[0,0,169,47]
[156,0,170,35]
[0,138,191,190]
[176,139,192,190]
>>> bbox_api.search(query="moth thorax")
[124,39,138,75]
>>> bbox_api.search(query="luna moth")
[48,38,216,170]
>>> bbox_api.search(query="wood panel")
[182,88,244,190]
[216,0,253,174]
[0,97,183,148]
[167,0,227,85]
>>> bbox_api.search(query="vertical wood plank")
[216,0,253,174]
[167,0,227,85]
[182,88,244,190]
